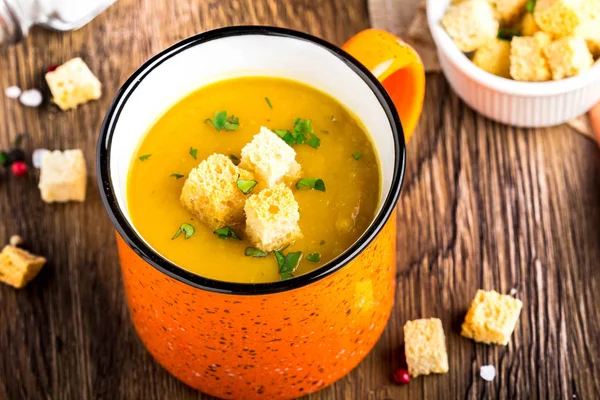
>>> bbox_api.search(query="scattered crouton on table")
[404,318,450,377]
[461,289,523,345]
[38,149,87,203]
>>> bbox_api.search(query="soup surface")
[127,77,381,283]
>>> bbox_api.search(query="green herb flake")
[237,178,258,195]
[319,240,326,246]
[526,0,536,13]
[294,118,320,149]
[213,226,241,240]
[245,247,268,258]
[274,249,302,280]
[274,118,321,148]
[274,249,286,268]
[497,28,522,41]
[172,223,195,240]
[170,173,184,179]
[296,178,326,192]
[352,152,362,160]
[306,133,320,149]
[205,110,239,131]
[265,97,273,109]
[139,154,152,161]
[189,147,198,160]
[306,253,321,262]
[274,129,297,147]
[229,154,241,165]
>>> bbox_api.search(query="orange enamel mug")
[97,26,424,399]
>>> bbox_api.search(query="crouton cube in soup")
[127,77,381,283]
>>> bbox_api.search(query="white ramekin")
[427,0,600,127]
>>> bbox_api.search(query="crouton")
[441,0,499,52]
[510,32,552,81]
[404,318,449,377]
[239,127,301,188]
[533,0,586,37]
[0,245,46,288]
[473,39,512,78]
[180,154,254,230]
[38,150,87,203]
[495,0,529,24]
[244,183,302,252]
[461,290,523,345]
[521,12,541,36]
[574,17,600,57]
[544,36,594,79]
[45,58,102,110]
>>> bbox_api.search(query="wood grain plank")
[0,0,599,399]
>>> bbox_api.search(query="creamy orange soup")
[127,77,380,283]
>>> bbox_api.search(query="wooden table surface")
[1,0,599,399]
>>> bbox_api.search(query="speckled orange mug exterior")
[98,27,424,400]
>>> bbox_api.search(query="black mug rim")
[97,25,406,295]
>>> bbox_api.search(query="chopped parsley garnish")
[497,28,521,41]
[274,249,302,280]
[237,178,258,194]
[139,154,151,161]
[274,118,321,148]
[306,134,320,149]
[189,147,198,160]
[296,178,326,191]
[526,0,535,13]
[352,152,362,160]
[172,223,195,240]
[245,247,268,258]
[306,253,321,262]
[319,240,326,245]
[293,118,320,149]
[229,154,240,165]
[213,226,241,240]
[205,110,239,131]
[265,97,273,108]
[274,129,302,146]
[170,173,184,179]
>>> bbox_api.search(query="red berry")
[393,368,410,385]
[47,64,58,73]
[11,161,27,177]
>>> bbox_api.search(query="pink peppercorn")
[47,64,58,73]
[11,161,27,177]
[393,368,411,385]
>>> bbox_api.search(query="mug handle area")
[342,29,425,142]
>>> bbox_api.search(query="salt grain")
[32,149,48,169]
[19,89,43,107]
[5,86,22,99]
[480,365,496,382]
[509,288,517,296]
[9,235,23,247]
